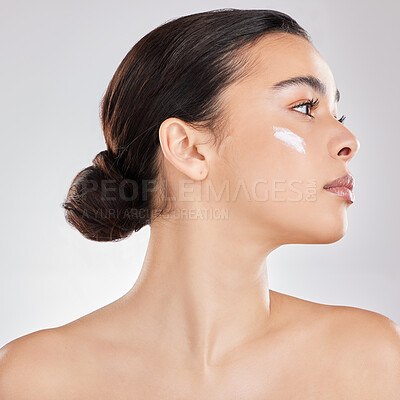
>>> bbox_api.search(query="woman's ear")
[158,117,209,180]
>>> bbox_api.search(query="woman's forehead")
[249,34,332,80]
[237,33,337,101]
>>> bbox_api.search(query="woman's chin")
[312,209,349,244]
[289,208,349,245]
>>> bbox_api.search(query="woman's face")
[211,33,360,246]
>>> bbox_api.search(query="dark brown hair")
[62,8,310,242]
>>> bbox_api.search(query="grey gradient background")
[1,0,399,347]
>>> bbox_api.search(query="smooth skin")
[1,33,400,399]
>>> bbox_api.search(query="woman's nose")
[330,127,360,162]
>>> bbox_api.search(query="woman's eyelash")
[292,98,347,124]
[292,98,320,118]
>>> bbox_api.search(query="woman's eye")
[291,98,319,119]
[292,103,312,117]
[293,104,310,116]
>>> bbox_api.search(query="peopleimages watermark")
[80,177,318,203]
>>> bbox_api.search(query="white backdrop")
[1,0,399,347]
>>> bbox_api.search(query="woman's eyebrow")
[270,75,340,103]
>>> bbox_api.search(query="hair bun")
[62,150,150,241]
[92,149,123,182]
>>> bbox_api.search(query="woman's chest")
[65,347,348,400]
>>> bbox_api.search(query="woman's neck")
[123,215,281,370]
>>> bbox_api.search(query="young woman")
[1,8,399,399]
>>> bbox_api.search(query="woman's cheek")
[272,126,307,154]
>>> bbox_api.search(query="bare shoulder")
[0,328,72,399]
[327,303,400,340]
[277,290,400,397]
[270,291,400,396]
[324,304,400,359]
[326,304,400,357]
[270,290,400,347]
[325,305,400,397]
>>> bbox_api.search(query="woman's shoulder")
[1,293,400,398]
[322,302,400,396]
[0,327,70,399]
[272,290,400,395]
[0,304,141,399]
[272,289,400,348]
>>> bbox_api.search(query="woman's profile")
[1,8,400,399]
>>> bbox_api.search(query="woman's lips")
[324,186,354,203]
[323,174,355,204]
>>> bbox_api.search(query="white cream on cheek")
[272,126,306,154]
